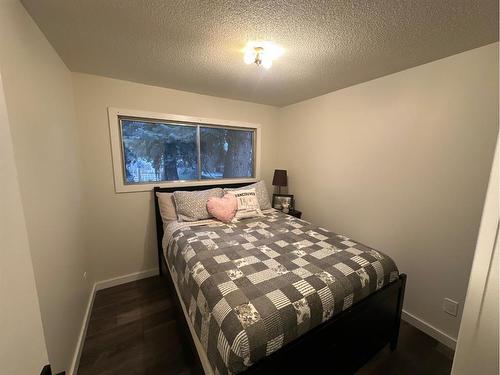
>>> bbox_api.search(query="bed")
[154,183,406,374]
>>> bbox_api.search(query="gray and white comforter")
[165,210,399,374]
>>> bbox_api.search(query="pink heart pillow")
[207,194,238,223]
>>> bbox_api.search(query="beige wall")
[277,43,499,340]
[0,73,49,375]
[1,1,495,368]
[0,1,90,372]
[72,73,279,281]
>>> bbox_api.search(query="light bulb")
[242,41,283,69]
[243,51,255,65]
[262,58,272,70]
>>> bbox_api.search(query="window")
[200,127,254,179]
[109,108,260,192]
[121,120,199,183]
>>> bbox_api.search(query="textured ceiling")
[22,0,498,106]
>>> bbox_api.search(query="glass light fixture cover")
[243,50,255,65]
[242,41,284,69]
[262,58,272,69]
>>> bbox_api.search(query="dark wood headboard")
[153,182,253,275]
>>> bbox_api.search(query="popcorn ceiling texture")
[22,0,498,106]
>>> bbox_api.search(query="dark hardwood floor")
[78,276,454,375]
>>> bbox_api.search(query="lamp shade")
[272,169,288,187]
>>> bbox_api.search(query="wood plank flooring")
[78,276,454,375]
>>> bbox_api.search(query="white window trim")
[108,107,261,193]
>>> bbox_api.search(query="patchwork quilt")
[165,210,399,374]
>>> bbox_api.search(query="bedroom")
[0,0,498,374]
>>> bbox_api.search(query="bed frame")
[154,184,407,374]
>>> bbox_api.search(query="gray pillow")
[224,181,271,210]
[173,188,223,222]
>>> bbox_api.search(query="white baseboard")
[68,268,159,374]
[94,268,159,291]
[402,310,457,350]
[68,282,96,375]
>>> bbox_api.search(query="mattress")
[163,210,399,374]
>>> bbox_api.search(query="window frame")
[108,107,261,193]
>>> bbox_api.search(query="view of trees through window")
[121,119,254,184]
[200,127,254,179]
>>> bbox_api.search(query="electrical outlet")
[443,298,458,317]
[83,271,87,280]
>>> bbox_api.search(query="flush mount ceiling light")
[243,41,284,70]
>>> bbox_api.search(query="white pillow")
[231,188,263,221]
[156,192,178,227]
[224,180,271,210]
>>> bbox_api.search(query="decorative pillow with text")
[224,180,271,210]
[231,188,263,221]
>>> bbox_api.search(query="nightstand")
[286,209,302,219]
